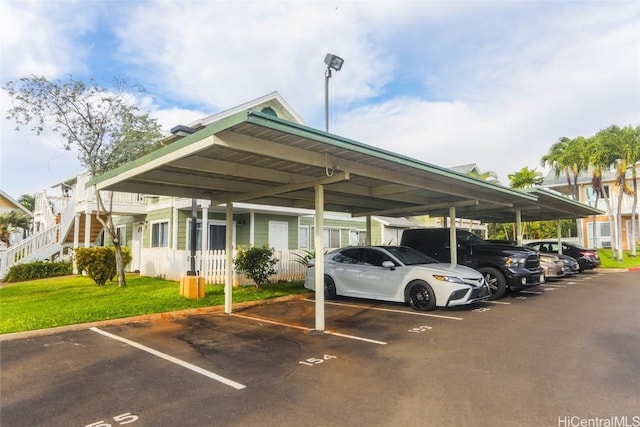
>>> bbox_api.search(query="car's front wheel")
[324,275,337,299]
[479,267,507,299]
[406,280,436,311]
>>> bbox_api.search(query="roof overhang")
[89,110,598,222]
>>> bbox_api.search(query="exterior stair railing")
[0,223,62,279]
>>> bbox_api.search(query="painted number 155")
[85,413,138,427]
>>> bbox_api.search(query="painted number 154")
[299,354,337,366]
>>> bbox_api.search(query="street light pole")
[323,53,344,133]
[324,68,331,132]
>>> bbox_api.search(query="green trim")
[522,188,604,215]
[245,111,537,201]
[88,105,536,202]
[87,110,249,188]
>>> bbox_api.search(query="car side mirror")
[382,260,395,270]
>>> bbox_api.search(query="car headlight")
[433,275,466,284]
[505,256,525,268]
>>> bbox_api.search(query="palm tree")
[0,211,30,247]
[595,125,639,260]
[541,136,587,242]
[18,194,35,212]
[626,126,640,257]
[587,136,618,253]
[17,193,35,237]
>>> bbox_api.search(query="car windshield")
[385,246,438,265]
[457,230,488,245]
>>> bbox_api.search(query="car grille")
[525,253,540,269]
[470,286,490,299]
[464,277,485,288]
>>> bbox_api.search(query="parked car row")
[304,231,601,312]
[525,240,601,272]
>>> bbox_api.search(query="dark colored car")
[524,244,580,277]
[401,228,542,299]
[526,241,601,272]
[556,253,581,275]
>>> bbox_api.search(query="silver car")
[304,246,491,311]
[538,252,565,280]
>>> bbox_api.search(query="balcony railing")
[585,194,638,214]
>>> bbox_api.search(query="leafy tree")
[505,166,555,242]
[234,245,278,289]
[3,75,163,286]
[508,166,543,189]
[467,169,499,184]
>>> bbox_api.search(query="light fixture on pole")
[324,53,344,132]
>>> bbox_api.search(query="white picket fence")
[139,248,309,284]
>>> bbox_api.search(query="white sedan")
[304,246,491,311]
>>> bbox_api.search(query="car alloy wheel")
[480,267,507,299]
[324,275,337,299]
[407,281,436,311]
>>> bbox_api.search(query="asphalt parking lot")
[1,270,639,427]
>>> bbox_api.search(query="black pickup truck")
[401,228,543,299]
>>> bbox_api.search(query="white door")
[268,221,288,250]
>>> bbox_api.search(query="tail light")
[581,250,596,258]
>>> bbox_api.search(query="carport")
[90,109,601,331]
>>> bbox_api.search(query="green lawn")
[2,252,638,335]
[597,249,640,269]
[0,275,308,334]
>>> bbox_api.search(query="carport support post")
[225,202,234,314]
[515,209,522,246]
[314,184,325,332]
[366,216,372,245]
[557,219,563,255]
[449,207,457,265]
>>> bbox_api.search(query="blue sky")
[1,0,639,199]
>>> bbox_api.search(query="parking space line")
[303,298,463,320]
[519,290,544,295]
[486,300,511,305]
[89,327,246,390]
[231,313,309,332]
[542,284,567,288]
[232,313,387,345]
[326,331,387,345]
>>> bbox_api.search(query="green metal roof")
[89,109,599,222]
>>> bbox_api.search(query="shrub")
[234,245,278,288]
[4,260,73,283]
[292,249,316,267]
[75,246,132,286]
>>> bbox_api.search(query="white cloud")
[0,1,97,80]
[0,0,638,197]
[113,1,398,120]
